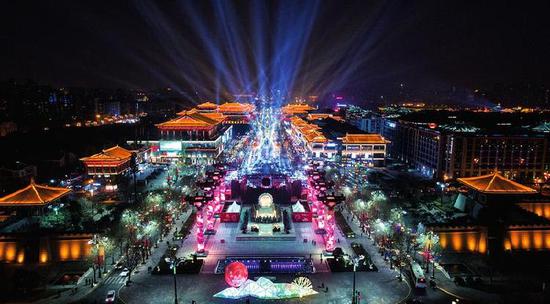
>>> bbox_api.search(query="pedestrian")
[325,286,329,292]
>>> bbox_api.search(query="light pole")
[165,257,182,304]
[352,255,365,304]
[436,182,445,203]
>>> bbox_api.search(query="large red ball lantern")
[224,262,248,288]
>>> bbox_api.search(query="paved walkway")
[123,209,193,284]
[339,207,412,285]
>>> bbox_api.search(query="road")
[72,268,127,304]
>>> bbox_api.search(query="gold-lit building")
[80,145,133,176]
[432,172,550,254]
[0,179,70,208]
[340,133,390,167]
[288,116,389,166]
[156,108,232,164]
[282,103,316,115]
[192,101,255,124]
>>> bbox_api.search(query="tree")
[121,209,140,242]
[77,197,96,221]
[102,237,117,266]
[39,208,70,230]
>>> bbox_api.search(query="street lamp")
[165,257,183,304]
[436,182,445,203]
[352,255,365,304]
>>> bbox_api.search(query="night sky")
[1,0,549,96]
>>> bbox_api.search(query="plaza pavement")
[119,207,410,304]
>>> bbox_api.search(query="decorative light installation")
[214,277,317,300]
[224,261,248,288]
[193,198,205,253]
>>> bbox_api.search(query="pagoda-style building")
[80,146,133,176]
[281,103,316,115]
[156,109,232,164]
[306,113,343,122]
[289,116,332,159]
[288,116,389,165]
[340,133,390,167]
[217,102,255,124]
[430,172,550,255]
[192,102,255,124]
[195,101,218,113]
[0,179,70,214]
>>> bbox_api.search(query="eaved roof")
[0,179,71,206]
[80,146,132,162]
[341,133,389,144]
[158,109,225,129]
[217,102,255,113]
[290,116,309,127]
[302,129,327,143]
[282,103,316,115]
[457,172,537,194]
[196,102,218,110]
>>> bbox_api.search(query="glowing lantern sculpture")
[224,262,248,288]
[321,194,343,252]
[192,197,205,253]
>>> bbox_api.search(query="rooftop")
[282,103,316,115]
[458,172,538,195]
[309,116,367,141]
[0,179,71,206]
[80,145,132,162]
[157,109,225,129]
[396,110,550,135]
[217,102,255,113]
[196,101,218,109]
[341,133,389,144]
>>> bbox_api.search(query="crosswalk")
[102,275,127,286]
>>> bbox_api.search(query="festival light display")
[214,276,317,300]
[224,261,248,287]
[192,197,206,253]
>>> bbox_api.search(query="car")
[114,261,125,270]
[119,268,130,277]
[105,290,116,302]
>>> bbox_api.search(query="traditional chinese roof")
[290,116,327,143]
[340,133,389,144]
[157,109,225,130]
[282,103,316,115]
[290,116,309,127]
[196,102,218,110]
[303,129,327,143]
[217,102,255,113]
[80,146,132,164]
[0,179,70,206]
[457,172,537,194]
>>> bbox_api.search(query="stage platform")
[235,234,296,241]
